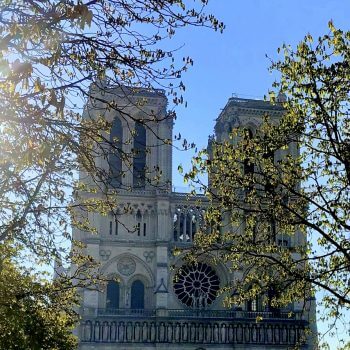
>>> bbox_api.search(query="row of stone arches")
[172,206,207,243]
[81,319,304,345]
[105,209,155,238]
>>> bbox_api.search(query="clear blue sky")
[170,1,350,347]
[171,0,350,190]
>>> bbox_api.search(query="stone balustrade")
[80,309,307,346]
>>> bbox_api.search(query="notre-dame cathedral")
[74,85,317,349]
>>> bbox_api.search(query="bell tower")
[75,85,174,321]
[82,84,172,191]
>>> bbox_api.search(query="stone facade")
[75,88,316,349]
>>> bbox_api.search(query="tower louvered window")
[109,117,123,187]
[133,121,146,188]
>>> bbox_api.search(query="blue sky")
[170,1,350,346]
[171,0,350,190]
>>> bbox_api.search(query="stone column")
[155,245,169,310]
[156,199,171,241]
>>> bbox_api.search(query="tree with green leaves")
[0,0,223,260]
[0,0,224,261]
[186,22,350,348]
[0,241,79,349]
[0,1,223,347]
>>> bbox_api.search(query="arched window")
[173,213,179,241]
[131,280,145,309]
[246,285,262,312]
[109,117,123,187]
[173,207,204,242]
[106,280,120,310]
[267,218,277,243]
[133,121,146,188]
[263,141,275,194]
[267,286,280,313]
[191,214,197,241]
[136,210,142,236]
[230,290,243,311]
[186,213,192,242]
[243,129,254,175]
[179,213,186,242]
[247,297,260,312]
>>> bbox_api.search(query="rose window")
[173,262,220,308]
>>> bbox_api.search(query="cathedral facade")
[75,86,316,349]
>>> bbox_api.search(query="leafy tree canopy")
[186,22,350,348]
[0,242,79,349]
[0,1,223,347]
[0,0,223,260]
